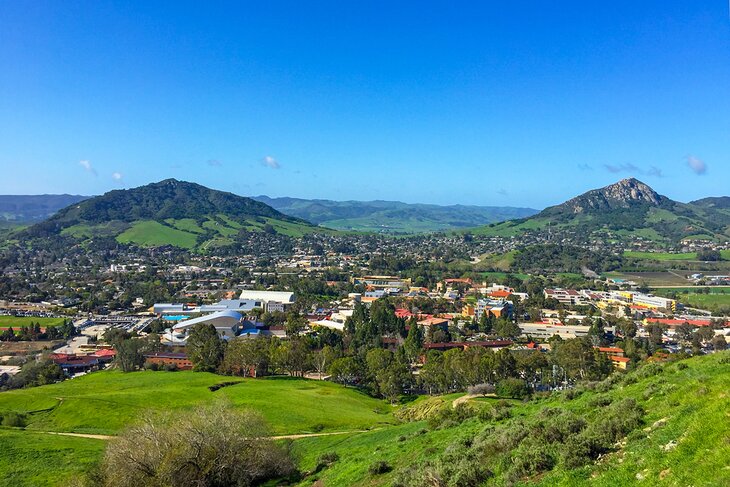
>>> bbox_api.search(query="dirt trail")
[40,429,368,441]
[44,431,115,440]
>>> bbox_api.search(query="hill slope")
[295,351,730,486]
[20,179,323,249]
[0,194,89,224]
[1,353,727,486]
[254,195,538,233]
[473,178,730,243]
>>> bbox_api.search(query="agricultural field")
[623,251,697,261]
[604,271,693,286]
[0,317,66,329]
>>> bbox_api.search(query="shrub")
[314,452,339,473]
[99,402,296,487]
[368,461,392,475]
[587,395,612,408]
[144,361,160,371]
[676,362,689,370]
[496,378,530,399]
[1,412,27,428]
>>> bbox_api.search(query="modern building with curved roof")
[171,310,243,340]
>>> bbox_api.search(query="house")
[475,299,513,321]
[424,340,512,352]
[417,317,449,331]
[143,352,193,370]
[51,353,99,374]
[609,355,630,370]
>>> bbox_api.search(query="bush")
[496,378,530,399]
[144,361,160,371]
[1,412,27,428]
[99,402,296,487]
[587,395,612,408]
[368,461,392,475]
[314,451,339,473]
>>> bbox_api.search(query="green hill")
[295,351,730,486]
[254,195,538,234]
[19,179,325,249]
[472,179,730,243]
[1,353,728,486]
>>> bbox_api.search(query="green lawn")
[0,317,66,329]
[623,250,697,261]
[116,220,199,249]
[0,370,394,436]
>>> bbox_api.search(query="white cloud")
[207,159,222,167]
[112,172,123,181]
[261,155,281,169]
[686,155,707,175]
[79,160,97,176]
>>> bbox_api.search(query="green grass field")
[116,220,199,249]
[0,317,66,329]
[2,353,729,486]
[623,250,698,261]
[0,430,104,487]
[0,370,394,436]
[652,287,730,312]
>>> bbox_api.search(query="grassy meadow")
[1,353,729,486]
[0,370,394,436]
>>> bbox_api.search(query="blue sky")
[1,1,728,209]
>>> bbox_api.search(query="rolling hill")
[19,179,324,249]
[473,178,730,243]
[1,351,727,486]
[0,194,89,225]
[254,195,538,233]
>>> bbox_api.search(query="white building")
[238,290,295,312]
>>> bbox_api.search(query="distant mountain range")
[474,178,730,243]
[0,194,89,224]
[253,196,538,233]
[19,179,321,249]
[4,178,730,247]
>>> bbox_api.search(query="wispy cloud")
[112,172,123,181]
[206,159,222,167]
[79,160,97,176]
[261,155,280,169]
[602,162,663,178]
[578,163,593,171]
[604,163,639,173]
[647,166,663,177]
[497,188,508,196]
[686,155,707,175]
